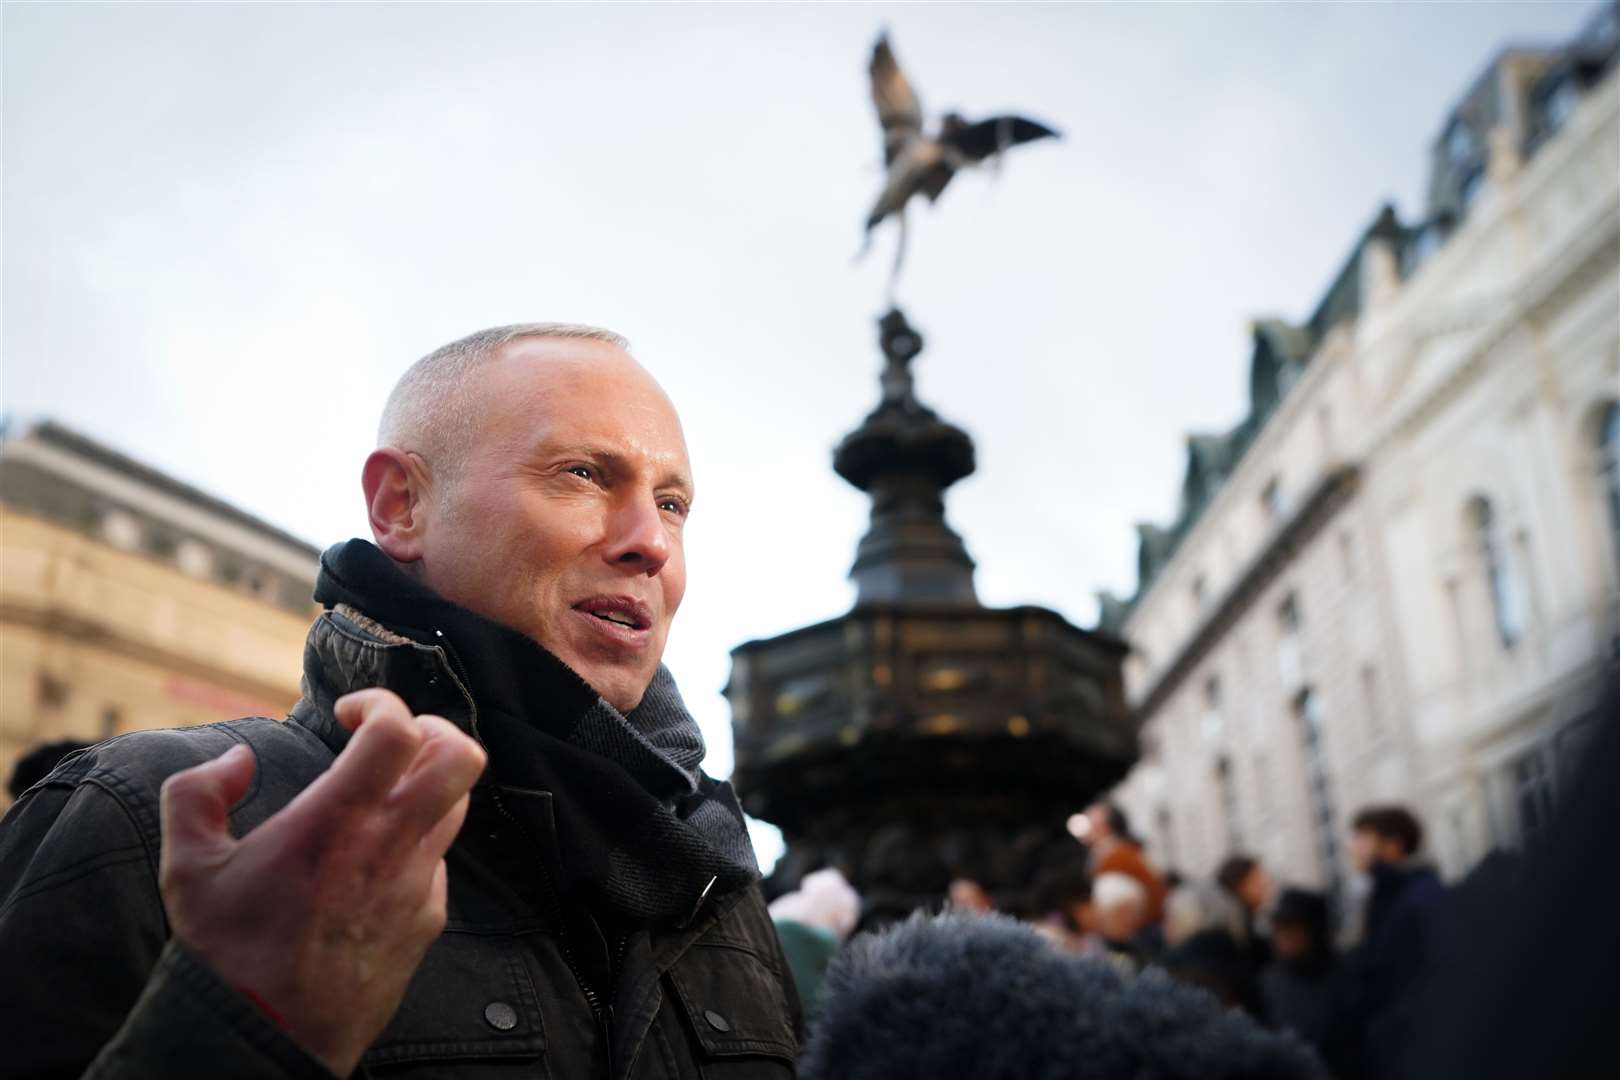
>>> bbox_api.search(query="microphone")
[799,910,1325,1080]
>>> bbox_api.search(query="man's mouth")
[572,596,653,633]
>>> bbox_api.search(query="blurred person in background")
[946,876,995,914]
[6,738,92,802]
[1160,878,1265,1018]
[1028,862,1097,953]
[1400,665,1620,1080]
[768,866,861,1018]
[1261,888,1351,1073]
[1089,871,1150,975]
[1217,853,1275,970]
[1081,800,1167,925]
[1339,805,1448,1079]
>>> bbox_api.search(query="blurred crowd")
[11,686,1616,1080]
[761,748,1620,1080]
[767,797,1520,1080]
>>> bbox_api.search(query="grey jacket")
[0,606,800,1079]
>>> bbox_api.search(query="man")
[1340,804,1449,1079]
[1080,801,1167,925]
[0,324,801,1078]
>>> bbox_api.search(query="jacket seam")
[0,846,150,916]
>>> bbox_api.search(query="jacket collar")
[289,603,483,755]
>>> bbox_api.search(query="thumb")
[160,744,256,872]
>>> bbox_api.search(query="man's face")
[1239,865,1272,912]
[412,338,691,713]
[1350,828,1379,873]
[1096,899,1144,944]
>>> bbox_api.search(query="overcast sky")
[3,1,1604,863]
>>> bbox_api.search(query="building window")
[1261,478,1283,522]
[1253,751,1274,821]
[1156,805,1178,871]
[1458,166,1487,214]
[37,672,69,708]
[176,539,214,579]
[1468,497,1524,648]
[1191,574,1208,612]
[1277,592,1303,690]
[1599,402,1620,576]
[1294,687,1342,897]
[1216,755,1244,852]
[1201,675,1223,742]
[100,706,122,740]
[1339,531,1357,582]
[1403,222,1444,277]
[100,509,143,552]
[1540,76,1578,134]
[1445,120,1476,165]
[1361,665,1383,742]
[1512,747,1556,849]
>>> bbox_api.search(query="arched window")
[1599,403,1620,575]
[1468,496,1524,648]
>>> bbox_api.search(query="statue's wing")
[916,162,956,203]
[939,115,1060,163]
[869,34,923,165]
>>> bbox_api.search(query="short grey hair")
[378,322,630,480]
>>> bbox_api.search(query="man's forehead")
[484,338,691,477]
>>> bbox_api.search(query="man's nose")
[603,493,671,576]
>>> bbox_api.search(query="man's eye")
[659,497,689,517]
[565,465,595,481]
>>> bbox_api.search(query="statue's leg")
[887,210,908,305]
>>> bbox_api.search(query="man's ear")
[362,448,431,564]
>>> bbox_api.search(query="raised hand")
[157,688,487,1077]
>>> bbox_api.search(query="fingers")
[325,690,425,808]
[160,744,256,878]
[389,716,484,843]
[418,792,472,865]
[333,687,411,734]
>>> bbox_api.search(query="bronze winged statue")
[859,32,1060,299]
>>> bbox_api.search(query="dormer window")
[1458,166,1487,213]
[1541,76,1578,134]
[1402,222,1444,277]
[1445,120,1477,165]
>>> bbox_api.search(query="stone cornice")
[1131,465,1362,721]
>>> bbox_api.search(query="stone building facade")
[0,420,320,804]
[1103,9,1620,895]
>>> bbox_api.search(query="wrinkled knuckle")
[159,770,201,806]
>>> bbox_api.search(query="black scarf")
[313,539,758,924]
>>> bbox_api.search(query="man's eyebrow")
[538,441,694,498]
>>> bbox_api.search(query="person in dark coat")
[1340,804,1449,1079]
[1261,888,1352,1072]
[6,737,91,800]
[0,324,799,1078]
[1400,664,1620,1080]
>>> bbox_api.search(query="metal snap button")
[703,1009,730,1032]
[484,1001,519,1031]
